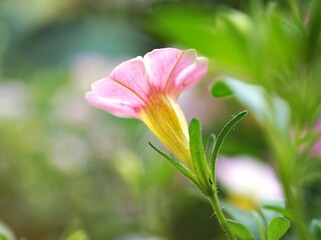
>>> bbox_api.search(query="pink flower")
[86,48,208,169]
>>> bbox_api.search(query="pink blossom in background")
[85,48,208,169]
[216,156,283,208]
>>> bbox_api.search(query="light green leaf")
[148,142,197,185]
[267,216,290,240]
[211,77,290,133]
[227,220,255,240]
[252,211,267,240]
[222,202,260,238]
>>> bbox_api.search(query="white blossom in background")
[216,156,284,208]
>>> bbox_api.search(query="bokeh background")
[1,0,320,239]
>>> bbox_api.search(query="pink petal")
[169,51,208,96]
[144,48,185,91]
[85,77,145,119]
[144,48,208,96]
[109,56,150,101]
[86,92,140,119]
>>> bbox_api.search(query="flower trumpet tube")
[85,48,208,171]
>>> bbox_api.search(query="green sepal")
[267,216,290,240]
[210,111,248,178]
[148,141,199,187]
[227,220,255,240]
[205,133,216,164]
[189,119,213,196]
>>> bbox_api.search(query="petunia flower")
[85,48,208,170]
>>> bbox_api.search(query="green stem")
[267,126,312,240]
[208,187,236,240]
[278,165,311,240]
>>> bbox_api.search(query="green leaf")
[227,220,255,240]
[189,119,212,195]
[211,80,234,98]
[222,202,260,239]
[150,5,253,78]
[148,142,197,184]
[205,133,216,164]
[310,219,321,240]
[267,217,290,240]
[210,111,247,177]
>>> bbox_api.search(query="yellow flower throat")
[139,94,193,170]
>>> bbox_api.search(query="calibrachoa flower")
[86,48,208,170]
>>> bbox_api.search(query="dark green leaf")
[211,80,234,98]
[267,217,290,240]
[227,220,255,240]
[210,111,247,177]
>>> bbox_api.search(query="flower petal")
[85,77,145,119]
[144,48,185,91]
[144,48,208,96]
[169,52,208,96]
[109,56,150,101]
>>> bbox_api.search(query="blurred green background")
[0,0,225,239]
[1,0,320,239]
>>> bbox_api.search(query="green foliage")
[227,220,255,240]
[66,230,89,240]
[310,219,321,240]
[211,77,290,133]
